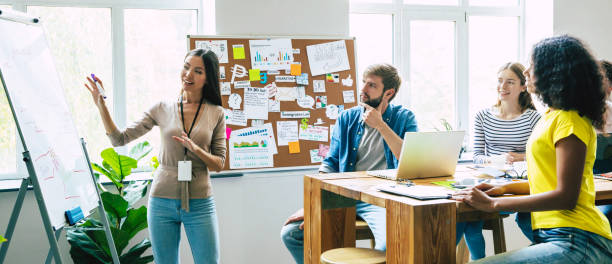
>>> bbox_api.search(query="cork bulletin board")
[187,36,358,172]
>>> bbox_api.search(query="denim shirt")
[321,104,418,172]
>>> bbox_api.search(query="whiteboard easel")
[0,9,119,264]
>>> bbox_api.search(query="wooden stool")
[456,214,509,263]
[355,219,375,249]
[483,215,508,254]
[320,248,386,264]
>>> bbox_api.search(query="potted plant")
[66,142,157,264]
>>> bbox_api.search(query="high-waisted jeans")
[148,197,220,264]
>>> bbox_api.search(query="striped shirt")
[473,108,541,164]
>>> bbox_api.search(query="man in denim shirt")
[280,64,418,263]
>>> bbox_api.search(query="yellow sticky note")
[249,69,261,81]
[290,64,301,76]
[288,141,301,154]
[233,44,245,59]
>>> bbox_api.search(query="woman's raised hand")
[84,75,106,107]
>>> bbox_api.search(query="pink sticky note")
[226,127,232,139]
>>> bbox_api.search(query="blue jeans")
[148,197,220,264]
[280,201,386,264]
[515,212,535,242]
[456,221,485,260]
[472,227,612,263]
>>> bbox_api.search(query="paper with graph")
[249,38,294,71]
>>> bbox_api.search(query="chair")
[320,248,386,264]
[355,219,375,249]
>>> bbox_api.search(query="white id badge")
[178,160,192,181]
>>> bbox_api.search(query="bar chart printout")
[249,38,294,71]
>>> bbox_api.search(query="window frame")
[0,0,208,179]
[350,0,526,133]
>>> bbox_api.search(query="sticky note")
[249,69,261,81]
[326,73,334,82]
[290,64,301,76]
[289,141,300,154]
[225,127,232,139]
[233,44,245,59]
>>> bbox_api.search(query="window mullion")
[111,7,126,140]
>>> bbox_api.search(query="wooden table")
[303,166,612,264]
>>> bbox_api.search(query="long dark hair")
[494,62,536,112]
[531,35,606,130]
[184,49,222,106]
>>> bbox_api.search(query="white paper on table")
[313,80,325,93]
[343,90,355,103]
[220,82,231,95]
[306,40,350,76]
[195,40,229,63]
[280,111,310,119]
[243,87,268,120]
[276,121,299,146]
[232,123,277,154]
[276,87,297,101]
[234,80,250,89]
[229,134,273,169]
[299,125,329,142]
[310,149,323,163]
[249,38,294,71]
[226,109,247,126]
[268,99,280,112]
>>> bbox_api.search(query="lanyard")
[180,95,205,156]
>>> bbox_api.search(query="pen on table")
[91,73,107,99]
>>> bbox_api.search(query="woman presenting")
[85,49,226,264]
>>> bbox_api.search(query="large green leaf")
[120,239,153,264]
[101,192,128,221]
[66,228,110,263]
[93,162,122,189]
[129,141,152,161]
[122,181,149,207]
[101,148,138,181]
[121,206,148,239]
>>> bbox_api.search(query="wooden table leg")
[386,200,456,264]
[304,177,356,264]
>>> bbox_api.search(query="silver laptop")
[367,131,465,180]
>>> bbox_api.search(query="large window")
[350,0,552,142]
[0,1,203,178]
[349,13,393,84]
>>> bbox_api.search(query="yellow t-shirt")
[526,109,612,240]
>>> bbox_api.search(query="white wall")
[215,0,349,36]
[554,0,612,59]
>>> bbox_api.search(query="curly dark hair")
[531,35,606,130]
[602,60,612,85]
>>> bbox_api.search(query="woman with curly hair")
[453,35,612,263]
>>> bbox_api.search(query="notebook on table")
[376,184,452,200]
